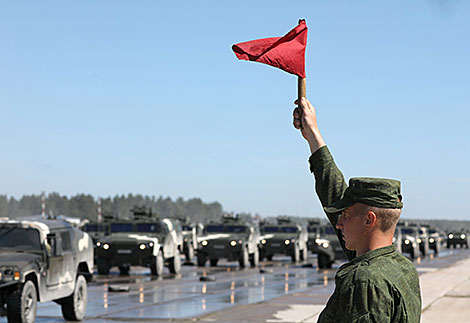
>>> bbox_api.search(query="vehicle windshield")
[308,227,318,233]
[182,225,192,231]
[110,223,134,233]
[401,228,415,235]
[428,229,436,234]
[0,227,42,251]
[205,225,247,233]
[324,227,336,235]
[136,223,162,233]
[262,226,298,233]
[419,229,425,234]
[205,225,224,233]
[84,223,108,233]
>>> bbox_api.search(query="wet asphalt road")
[3,247,470,323]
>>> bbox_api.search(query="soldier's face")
[336,204,368,251]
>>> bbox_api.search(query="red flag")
[232,20,308,78]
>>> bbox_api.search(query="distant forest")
[0,193,254,224]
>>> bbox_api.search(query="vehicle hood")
[0,251,42,270]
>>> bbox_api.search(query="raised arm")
[293,98,355,260]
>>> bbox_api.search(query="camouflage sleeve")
[308,146,355,260]
[338,282,395,322]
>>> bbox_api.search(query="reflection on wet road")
[2,248,469,322]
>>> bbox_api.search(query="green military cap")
[324,177,403,213]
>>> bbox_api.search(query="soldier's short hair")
[358,203,401,232]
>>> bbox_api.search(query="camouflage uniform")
[309,146,421,323]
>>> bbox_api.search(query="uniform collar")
[336,245,396,278]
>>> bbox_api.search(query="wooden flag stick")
[298,77,306,101]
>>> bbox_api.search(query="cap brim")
[323,197,355,214]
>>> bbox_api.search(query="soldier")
[293,97,421,322]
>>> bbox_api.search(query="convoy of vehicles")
[0,218,94,323]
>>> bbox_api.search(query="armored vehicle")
[319,224,347,261]
[176,216,198,262]
[83,221,110,260]
[197,214,260,268]
[259,216,308,263]
[416,225,430,257]
[306,219,321,254]
[427,227,444,254]
[0,218,94,323]
[446,230,469,249]
[398,225,420,260]
[95,208,183,276]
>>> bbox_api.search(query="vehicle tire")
[409,249,415,260]
[150,250,164,276]
[239,246,249,268]
[250,248,259,267]
[60,275,87,321]
[266,255,273,261]
[318,253,332,269]
[197,252,207,267]
[210,258,218,267]
[7,280,37,323]
[300,248,308,261]
[291,244,300,263]
[97,258,110,275]
[169,250,181,274]
[185,243,195,261]
[119,265,130,275]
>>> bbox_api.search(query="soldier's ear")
[365,211,377,228]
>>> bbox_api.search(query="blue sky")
[0,1,469,220]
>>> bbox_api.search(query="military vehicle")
[0,218,94,323]
[306,219,321,255]
[259,216,308,263]
[446,229,469,249]
[318,224,347,261]
[197,214,260,268]
[398,225,420,260]
[95,207,183,276]
[176,216,198,262]
[427,227,444,254]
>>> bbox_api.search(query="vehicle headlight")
[315,239,320,244]
[103,243,110,250]
[96,242,102,247]
[284,239,290,245]
[429,238,435,243]
[201,240,208,246]
[417,238,422,244]
[149,242,154,247]
[461,234,466,239]
[139,243,147,250]
[291,239,296,243]
[261,239,267,245]
[322,242,330,249]
[184,238,188,242]
[449,234,454,239]
[230,240,237,247]
[404,240,410,245]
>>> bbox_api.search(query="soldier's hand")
[292,97,326,153]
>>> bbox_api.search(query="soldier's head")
[324,177,403,252]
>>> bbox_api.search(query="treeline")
[0,193,230,223]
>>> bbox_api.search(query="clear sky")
[0,1,469,220]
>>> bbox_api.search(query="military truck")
[446,229,469,249]
[427,227,444,254]
[398,225,420,260]
[95,207,183,276]
[197,214,260,268]
[0,218,94,323]
[259,216,308,263]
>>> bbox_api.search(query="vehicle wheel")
[185,243,195,261]
[60,275,87,321]
[97,258,110,275]
[250,248,259,267]
[197,252,207,267]
[318,253,332,269]
[7,280,37,323]
[119,265,130,275]
[169,250,181,274]
[300,248,308,261]
[239,246,249,268]
[150,250,164,276]
[210,258,218,266]
[266,255,273,261]
[291,244,300,263]
[409,249,415,260]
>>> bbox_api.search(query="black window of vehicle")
[110,223,134,232]
[429,229,436,234]
[136,223,162,233]
[84,224,97,232]
[262,227,279,233]
[419,229,424,234]
[0,227,42,251]
[324,227,336,235]
[182,225,192,231]
[205,225,224,233]
[401,228,415,235]
[308,227,318,233]
[225,225,247,233]
[60,231,72,251]
[280,227,298,233]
